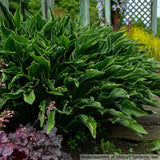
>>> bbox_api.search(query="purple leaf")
[0,131,8,143]
[0,143,13,156]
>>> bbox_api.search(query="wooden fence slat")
[41,0,54,19]
[80,0,89,25]
[104,0,111,25]
[151,0,157,34]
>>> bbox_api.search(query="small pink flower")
[40,117,43,120]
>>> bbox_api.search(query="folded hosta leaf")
[39,100,46,127]
[27,61,41,77]
[23,89,35,105]
[110,88,129,99]
[119,100,148,117]
[101,108,147,135]
[91,56,114,70]
[44,81,67,96]
[10,35,29,47]
[2,88,23,99]
[4,36,15,52]
[0,2,14,29]
[113,65,137,78]
[47,110,56,134]
[0,20,12,40]
[8,73,30,89]
[74,97,103,110]
[76,114,97,139]
[30,53,50,71]
[79,69,104,83]
[13,5,21,29]
[99,81,123,90]
[60,35,70,47]
[64,77,79,87]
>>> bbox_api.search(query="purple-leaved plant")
[0,125,72,160]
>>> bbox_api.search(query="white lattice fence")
[124,0,152,28]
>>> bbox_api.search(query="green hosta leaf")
[44,81,67,96]
[91,57,114,70]
[0,50,16,55]
[30,53,50,71]
[2,88,23,99]
[79,69,104,83]
[10,35,29,46]
[104,65,122,77]
[113,66,137,78]
[39,100,46,127]
[110,88,129,99]
[0,20,12,40]
[8,73,30,89]
[102,109,147,135]
[13,4,21,29]
[76,114,97,138]
[0,2,14,28]
[64,77,79,87]
[151,144,160,151]
[99,81,122,90]
[54,106,72,115]
[129,121,148,135]
[4,36,15,51]
[74,97,103,110]
[0,97,9,108]
[23,89,35,105]
[119,100,147,117]
[3,67,20,75]
[27,61,41,77]
[60,35,70,47]
[47,110,56,134]
[53,34,61,45]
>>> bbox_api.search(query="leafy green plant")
[66,130,88,153]
[100,139,121,154]
[151,139,160,153]
[0,3,160,139]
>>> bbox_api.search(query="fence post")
[80,0,89,25]
[151,0,157,34]
[41,0,54,19]
[0,0,9,9]
[104,0,111,25]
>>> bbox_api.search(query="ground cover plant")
[0,2,160,140]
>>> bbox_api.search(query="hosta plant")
[0,2,160,138]
[0,125,72,160]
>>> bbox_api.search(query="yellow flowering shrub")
[120,26,160,61]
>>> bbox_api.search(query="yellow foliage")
[120,26,160,61]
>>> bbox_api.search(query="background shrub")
[121,26,160,61]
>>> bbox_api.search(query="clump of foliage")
[0,2,160,139]
[120,26,160,61]
[0,126,72,160]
